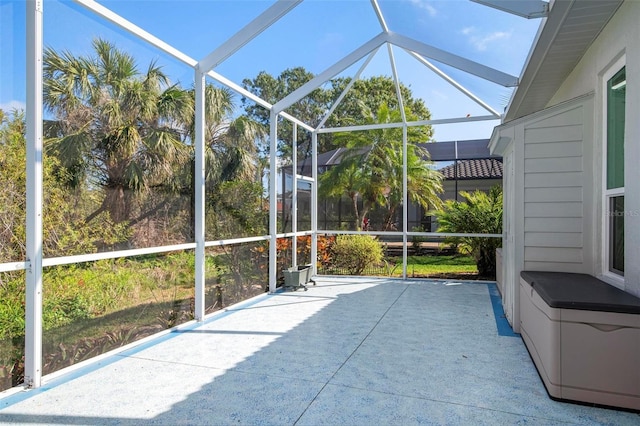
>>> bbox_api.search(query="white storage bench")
[519,271,640,411]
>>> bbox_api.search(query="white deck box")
[519,271,640,411]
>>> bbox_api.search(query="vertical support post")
[291,124,298,267]
[311,131,318,276]
[455,159,459,201]
[269,111,278,293]
[402,126,408,280]
[454,140,459,201]
[25,0,44,389]
[194,69,206,321]
[281,166,286,231]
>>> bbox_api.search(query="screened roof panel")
[3,0,544,141]
[420,138,499,161]
[387,48,501,120]
[377,0,541,77]
[215,0,381,83]
[87,0,276,63]
[310,138,498,176]
[43,1,198,100]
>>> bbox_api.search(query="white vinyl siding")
[525,217,582,233]
[522,103,590,272]
[524,202,583,218]
[540,0,639,296]
[525,172,583,187]
[524,141,583,158]
[525,187,582,203]
[525,247,583,263]
[525,232,583,248]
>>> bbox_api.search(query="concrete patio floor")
[1,277,638,425]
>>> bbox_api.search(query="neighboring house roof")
[504,0,623,121]
[312,139,498,172]
[438,158,503,181]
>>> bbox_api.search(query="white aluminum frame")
[8,0,516,390]
[406,50,501,118]
[311,131,319,276]
[319,230,502,239]
[291,125,298,267]
[471,0,548,19]
[273,32,389,114]
[199,0,303,71]
[402,126,408,279]
[385,32,518,87]
[194,69,206,321]
[316,115,500,134]
[25,0,44,389]
[269,111,278,293]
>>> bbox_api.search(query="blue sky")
[0,0,542,141]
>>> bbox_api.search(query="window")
[605,65,625,276]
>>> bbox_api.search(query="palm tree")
[319,158,367,229]
[43,38,192,225]
[43,39,266,241]
[186,84,265,187]
[179,84,267,239]
[319,103,443,230]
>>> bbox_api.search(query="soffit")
[504,0,624,122]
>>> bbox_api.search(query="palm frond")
[44,131,91,168]
[123,160,146,192]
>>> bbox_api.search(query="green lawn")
[388,255,478,278]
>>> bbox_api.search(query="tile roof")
[439,158,503,180]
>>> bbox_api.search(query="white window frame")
[601,55,626,287]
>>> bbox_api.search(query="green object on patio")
[283,264,313,291]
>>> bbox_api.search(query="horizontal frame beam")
[387,31,519,87]
[319,230,502,238]
[74,0,197,67]
[317,114,500,134]
[273,32,388,113]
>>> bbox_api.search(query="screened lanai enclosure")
[0,0,544,392]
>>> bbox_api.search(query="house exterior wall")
[521,99,595,274]
[492,96,593,331]
[545,0,640,297]
[491,1,640,330]
[499,134,523,329]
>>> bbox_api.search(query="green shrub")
[330,235,384,275]
[433,185,502,277]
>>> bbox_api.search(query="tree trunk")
[104,185,130,224]
[383,205,397,231]
[349,193,360,230]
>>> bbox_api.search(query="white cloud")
[409,0,437,17]
[431,89,448,101]
[461,27,512,51]
[0,100,26,113]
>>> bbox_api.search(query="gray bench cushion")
[520,271,640,314]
